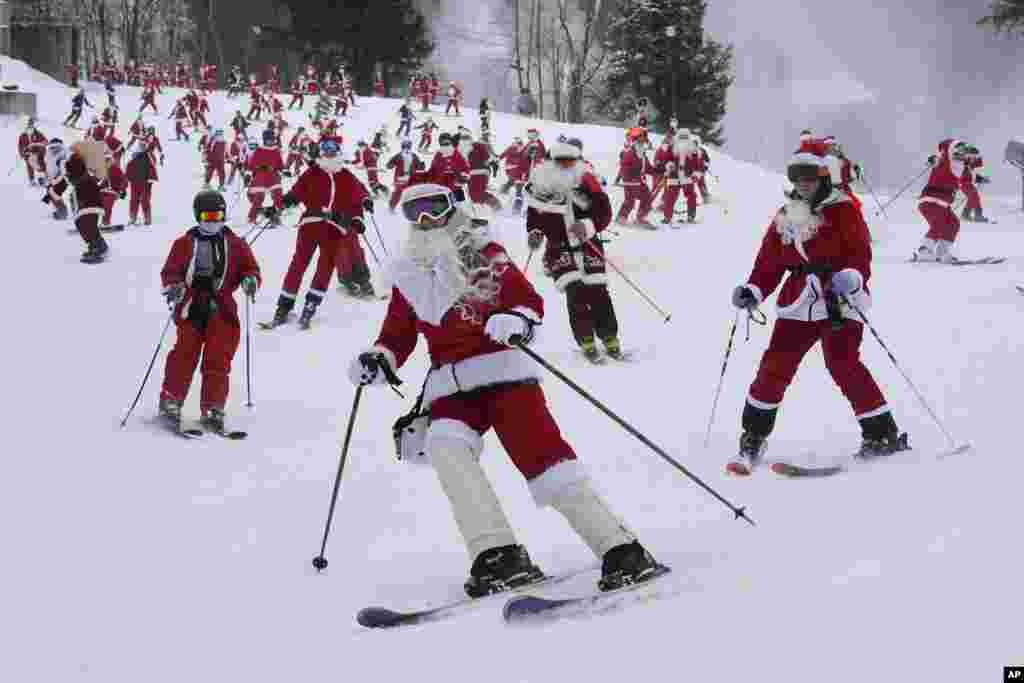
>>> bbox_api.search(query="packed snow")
[1,56,1020,682]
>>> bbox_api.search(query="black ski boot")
[158,397,183,430]
[726,431,766,476]
[200,406,226,433]
[81,236,109,264]
[973,207,989,223]
[270,295,295,327]
[856,412,909,460]
[464,544,545,598]
[338,278,362,296]
[598,541,660,592]
[298,299,319,328]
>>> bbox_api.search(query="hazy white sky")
[706,0,1024,192]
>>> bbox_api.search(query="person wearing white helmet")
[727,153,906,475]
[348,181,663,597]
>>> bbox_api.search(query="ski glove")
[361,198,374,213]
[830,269,863,297]
[527,230,544,251]
[350,216,366,234]
[731,285,757,310]
[241,276,259,298]
[348,351,392,387]
[164,283,186,308]
[262,206,280,222]
[484,311,536,347]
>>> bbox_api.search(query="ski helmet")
[193,190,227,235]
[400,139,413,151]
[262,129,276,146]
[786,153,832,207]
[438,132,453,147]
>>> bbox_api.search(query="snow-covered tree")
[599,0,733,144]
[978,0,1024,34]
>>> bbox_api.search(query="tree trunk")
[534,0,543,118]
[98,2,108,63]
[209,0,227,76]
[524,0,534,96]
[514,0,523,91]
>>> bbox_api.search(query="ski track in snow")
[1,56,1021,682]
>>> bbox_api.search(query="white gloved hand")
[484,312,533,346]
[347,351,392,387]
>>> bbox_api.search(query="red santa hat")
[549,140,582,161]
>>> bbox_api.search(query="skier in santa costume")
[427,132,470,192]
[445,81,462,116]
[385,139,426,212]
[615,129,655,228]
[126,147,158,226]
[464,132,502,212]
[525,138,624,361]
[728,153,908,476]
[959,145,989,223]
[348,182,662,596]
[158,191,261,433]
[204,129,228,191]
[99,152,127,227]
[65,153,109,263]
[245,129,285,225]
[17,119,47,186]
[913,139,971,263]
[264,138,371,328]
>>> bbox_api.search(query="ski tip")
[356,607,405,629]
[502,596,563,623]
[726,462,752,477]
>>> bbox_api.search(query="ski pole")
[511,338,754,526]
[244,293,254,408]
[704,311,740,448]
[361,233,381,264]
[842,295,960,450]
[367,213,390,257]
[312,385,364,571]
[584,241,671,322]
[874,165,930,216]
[119,311,175,427]
[860,171,887,220]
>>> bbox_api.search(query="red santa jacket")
[72,173,104,223]
[87,123,106,142]
[960,156,984,190]
[161,227,261,328]
[374,237,543,407]
[129,120,146,145]
[428,150,470,190]
[105,135,125,166]
[919,139,963,208]
[206,139,227,166]
[618,148,652,186]
[499,144,526,179]
[228,139,244,165]
[467,142,493,174]
[18,130,47,159]
[385,152,425,185]
[246,146,284,193]
[745,192,872,323]
[172,102,190,121]
[358,146,380,177]
[126,151,159,185]
[526,171,612,244]
[285,164,368,232]
[524,139,546,166]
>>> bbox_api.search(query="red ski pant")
[101,190,118,224]
[129,181,153,222]
[660,184,696,221]
[335,232,368,280]
[192,112,208,129]
[749,318,886,418]
[617,184,652,222]
[76,213,100,243]
[205,162,225,187]
[160,316,240,412]
[281,221,343,302]
[963,184,982,210]
[247,188,283,223]
[919,201,959,243]
[469,174,500,208]
[429,382,576,480]
[389,183,408,211]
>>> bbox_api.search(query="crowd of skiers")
[17,64,1000,605]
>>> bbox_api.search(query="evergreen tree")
[601,0,733,144]
[273,0,434,93]
[978,0,1024,34]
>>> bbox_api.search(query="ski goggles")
[198,210,226,222]
[402,193,455,226]
[319,139,341,156]
[786,163,828,183]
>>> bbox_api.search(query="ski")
[258,313,295,330]
[770,442,971,478]
[156,416,204,439]
[67,224,126,235]
[907,256,1006,266]
[356,565,595,629]
[207,428,247,440]
[502,565,672,624]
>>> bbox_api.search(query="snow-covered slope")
[2,63,1021,682]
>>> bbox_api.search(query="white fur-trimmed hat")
[549,140,582,160]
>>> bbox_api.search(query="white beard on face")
[776,198,821,248]
[530,161,583,199]
[319,156,343,174]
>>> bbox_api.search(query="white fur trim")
[856,404,890,420]
[918,196,951,209]
[76,207,103,217]
[747,395,781,410]
[423,348,542,409]
[509,305,541,323]
[772,273,872,322]
[425,418,483,454]
[527,459,589,507]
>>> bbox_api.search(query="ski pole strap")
[744,307,766,341]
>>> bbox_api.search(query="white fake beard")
[531,162,583,198]
[319,156,344,174]
[776,199,821,246]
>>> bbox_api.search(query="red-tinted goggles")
[198,210,226,222]
[402,194,454,226]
